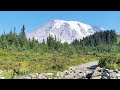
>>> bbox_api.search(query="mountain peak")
[92,25,105,31]
[26,20,104,43]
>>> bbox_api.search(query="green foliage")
[117,36,120,44]
[0,48,97,78]
[0,27,119,55]
[99,53,120,70]
[72,30,117,45]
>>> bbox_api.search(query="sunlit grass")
[0,49,97,79]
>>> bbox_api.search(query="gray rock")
[92,70,101,77]
[53,76,60,79]
[109,72,117,78]
[46,73,54,76]
[117,71,120,74]
[30,74,37,78]
[56,72,64,77]
[92,76,101,79]
[85,70,93,74]
[25,76,32,79]
[37,74,47,79]
[18,75,25,79]
[63,70,69,76]
[111,78,117,79]
[101,76,109,79]
[37,74,43,79]
[101,69,110,79]
[19,75,32,79]
[76,73,86,79]
[109,70,114,73]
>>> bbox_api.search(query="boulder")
[101,69,110,79]
[109,72,117,78]
[92,70,101,77]
[56,72,64,77]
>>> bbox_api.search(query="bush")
[50,64,64,71]
[98,54,120,70]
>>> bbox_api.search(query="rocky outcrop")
[18,67,120,79]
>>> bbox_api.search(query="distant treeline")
[72,30,117,46]
[0,25,120,54]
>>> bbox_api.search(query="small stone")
[53,76,59,79]
[25,77,32,79]
[101,76,108,79]
[85,70,93,74]
[38,74,47,79]
[46,73,53,76]
[56,72,64,77]
[38,74,43,79]
[92,76,101,79]
[110,72,117,78]
[111,78,117,79]
[30,74,37,78]
[109,70,114,73]
[25,75,32,79]
[63,70,69,76]
[34,73,39,76]
[18,75,32,79]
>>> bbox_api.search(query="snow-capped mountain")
[26,20,105,43]
[92,26,105,32]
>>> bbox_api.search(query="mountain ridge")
[26,20,105,43]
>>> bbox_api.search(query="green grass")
[0,49,97,79]
[117,36,120,43]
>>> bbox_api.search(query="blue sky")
[0,11,120,35]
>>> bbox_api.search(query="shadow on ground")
[87,65,99,70]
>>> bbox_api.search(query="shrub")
[98,54,120,70]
